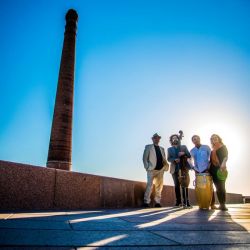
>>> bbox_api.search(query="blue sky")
[0,0,250,195]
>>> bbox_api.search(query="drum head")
[196,173,211,176]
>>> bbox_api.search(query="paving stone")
[8,212,69,221]
[70,221,135,231]
[0,247,74,250]
[153,231,250,245]
[0,204,249,248]
[0,229,178,247]
[136,222,249,231]
[76,244,250,250]
[0,219,71,230]
[69,216,125,224]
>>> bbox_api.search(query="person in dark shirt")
[209,134,228,211]
[143,133,169,208]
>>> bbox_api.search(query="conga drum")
[194,173,213,209]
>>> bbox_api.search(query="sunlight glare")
[85,234,128,247]
[197,122,244,170]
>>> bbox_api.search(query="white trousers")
[144,169,164,204]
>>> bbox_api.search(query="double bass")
[177,130,190,188]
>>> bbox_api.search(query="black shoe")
[183,201,192,209]
[174,202,182,207]
[143,203,150,208]
[219,205,228,211]
[155,203,161,208]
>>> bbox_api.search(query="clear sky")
[0,0,249,195]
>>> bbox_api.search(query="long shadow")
[132,205,250,248]
[0,206,184,249]
[0,205,249,249]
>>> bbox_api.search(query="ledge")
[0,160,243,210]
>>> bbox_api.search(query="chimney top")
[66,9,78,22]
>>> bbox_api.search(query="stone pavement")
[0,204,249,249]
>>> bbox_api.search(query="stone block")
[0,161,55,210]
[54,170,102,209]
[160,185,176,206]
[134,182,146,207]
[101,177,134,208]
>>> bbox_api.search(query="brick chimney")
[47,9,78,171]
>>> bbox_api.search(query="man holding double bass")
[167,131,192,208]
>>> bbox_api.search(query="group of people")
[142,132,228,211]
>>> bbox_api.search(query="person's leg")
[182,187,191,207]
[182,187,187,206]
[213,178,223,205]
[217,180,227,210]
[221,181,226,205]
[186,187,191,206]
[211,175,216,208]
[154,170,164,205]
[211,190,216,207]
[172,172,181,205]
[186,188,189,201]
[144,170,155,205]
[210,168,218,209]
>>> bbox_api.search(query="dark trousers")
[210,167,226,206]
[172,172,189,204]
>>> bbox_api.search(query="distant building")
[243,196,250,203]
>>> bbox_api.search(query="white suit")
[143,144,169,204]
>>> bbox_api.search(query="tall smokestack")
[47,9,78,171]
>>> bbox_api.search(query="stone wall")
[0,160,243,211]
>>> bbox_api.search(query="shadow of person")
[135,205,250,248]
[0,207,183,248]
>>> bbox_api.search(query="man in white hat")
[142,133,169,207]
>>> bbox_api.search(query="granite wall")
[0,160,243,211]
